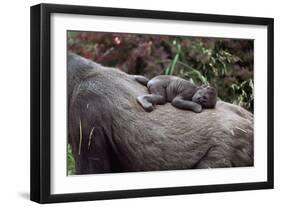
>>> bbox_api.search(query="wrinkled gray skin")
[68,52,253,174]
[136,75,217,113]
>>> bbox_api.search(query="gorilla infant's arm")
[171,96,203,113]
[135,75,217,113]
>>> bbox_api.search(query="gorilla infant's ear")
[207,86,217,94]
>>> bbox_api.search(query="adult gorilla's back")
[68,53,253,174]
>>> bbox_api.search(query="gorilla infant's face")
[192,86,217,108]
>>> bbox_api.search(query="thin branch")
[78,119,83,155]
[88,127,95,150]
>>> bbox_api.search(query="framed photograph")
[30,3,274,203]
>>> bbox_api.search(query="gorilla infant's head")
[192,86,217,108]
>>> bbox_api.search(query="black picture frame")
[30,3,274,204]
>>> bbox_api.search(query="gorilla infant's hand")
[137,96,154,112]
[192,103,203,113]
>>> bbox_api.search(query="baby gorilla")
[135,75,217,113]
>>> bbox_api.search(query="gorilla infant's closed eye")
[135,75,217,113]
[192,86,217,108]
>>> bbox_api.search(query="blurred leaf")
[67,144,76,175]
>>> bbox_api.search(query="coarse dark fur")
[68,52,253,174]
[135,75,217,113]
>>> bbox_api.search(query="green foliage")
[67,32,254,112]
[231,79,254,111]
[67,144,76,175]
[165,40,181,75]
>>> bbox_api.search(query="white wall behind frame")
[0,0,280,207]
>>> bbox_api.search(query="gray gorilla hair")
[68,52,253,174]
